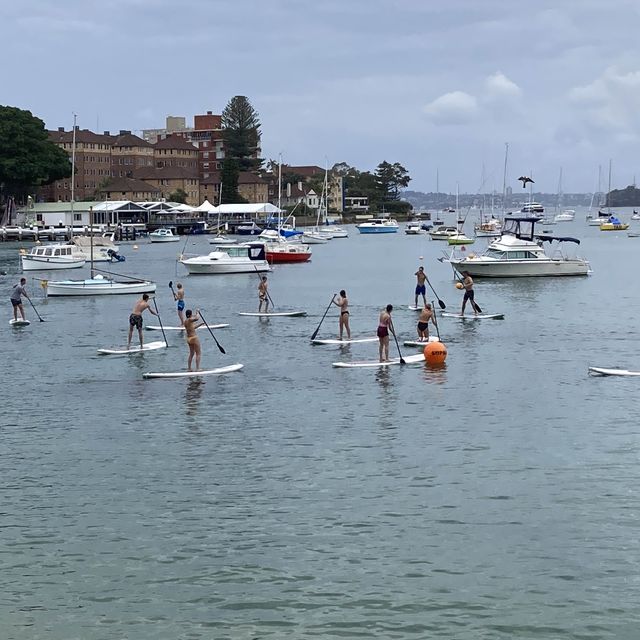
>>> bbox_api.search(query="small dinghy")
[97,341,167,355]
[238,311,307,317]
[143,364,244,378]
[333,353,426,368]
[441,312,504,320]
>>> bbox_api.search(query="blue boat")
[355,218,399,234]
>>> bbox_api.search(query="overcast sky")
[3,0,640,194]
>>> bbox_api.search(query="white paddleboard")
[441,312,504,320]
[9,319,31,327]
[238,311,307,317]
[403,337,439,347]
[408,305,422,311]
[333,353,426,368]
[588,367,640,377]
[146,324,229,331]
[312,337,378,345]
[97,341,167,355]
[143,363,244,378]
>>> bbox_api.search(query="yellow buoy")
[455,282,463,289]
[424,341,447,365]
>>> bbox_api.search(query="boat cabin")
[29,245,74,257]
[216,243,267,261]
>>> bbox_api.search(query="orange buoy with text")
[424,340,447,364]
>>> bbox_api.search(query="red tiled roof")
[282,165,323,177]
[154,135,198,151]
[49,129,114,144]
[99,177,160,193]
[112,132,152,148]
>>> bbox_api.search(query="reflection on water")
[184,378,204,416]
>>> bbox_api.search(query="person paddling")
[332,289,351,340]
[127,293,158,349]
[460,271,477,316]
[377,304,394,362]
[173,282,185,325]
[184,309,205,371]
[417,303,435,342]
[258,276,269,313]
[10,277,29,322]
[414,266,427,307]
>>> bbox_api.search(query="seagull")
[518,176,535,188]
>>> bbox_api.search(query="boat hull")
[150,236,180,243]
[449,259,590,277]
[21,256,86,271]
[266,251,312,263]
[356,227,398,234]
[181,260,271,274]
[45,278,157,296]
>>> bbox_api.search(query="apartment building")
[110,131,154,177]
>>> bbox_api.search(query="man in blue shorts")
[414,266,427,307]
[173,282,185,325]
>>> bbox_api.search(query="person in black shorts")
[332,289,351,340]
[10,277,29,322]
[460,271,477,316]
[127,293,158,349]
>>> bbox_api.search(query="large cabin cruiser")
[521,201,544,214]
[448,216,590,277]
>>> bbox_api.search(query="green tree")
[0,105,71,202]
[221,96,263,172]
[375,160,411,201]
[169,188,188,204]
[220,158,246,204]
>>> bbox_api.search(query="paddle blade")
[169,280,173,289]
[217,344,226,354]
[438,299,446,309]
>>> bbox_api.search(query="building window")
[74,213,82,221]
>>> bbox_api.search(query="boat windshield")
[485,248,506,259]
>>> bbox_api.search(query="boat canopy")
[502,216,542,240]
[534,235,580,245]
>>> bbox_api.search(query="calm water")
[2,208,640,639]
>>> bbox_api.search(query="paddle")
[26,296,44,322]
[431,300,441,341]
[310,294,336,340]
[198,310,226,354]
[168,280,176,297]
[389,318,405,365]
[152,297,168,347]
[425,276,446,309]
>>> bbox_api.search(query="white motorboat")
[632,211,640,220]
[21,244,86,271]
[208,235,237,245]
[355,218,399,234]
[429,225,459,240]
[327,226,348,238]
[150,228,180,242]
[521,201,544,214]
[45,273,156,296]
[405,221,422,235]
[180,242,271,274]
[301,231,329,244]
[554,210,575,222]
[448,216,590,277]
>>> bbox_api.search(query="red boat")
[265,240,312,264]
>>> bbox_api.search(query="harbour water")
[3,209,640,639]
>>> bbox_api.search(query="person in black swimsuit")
[332,289,351,340]
[416,303,434,341]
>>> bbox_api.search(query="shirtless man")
[258,276,269,313]
[183,308,204,371]
[414,266,427,307]
[417,303,435,342]
[377,304,393,362]
[460,271,477,316]
[332,289,351,340]
[127,293,158,349]
[10,277,29,322]
[173,282,185,325]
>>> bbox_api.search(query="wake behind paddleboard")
[146,324,229,331]
[143,364,244,378]
[441,312,504,320]
[238,311,307,317]
[333,353,426,368]
[312,337,378,345]
[588,366,640,377]
[97,341,167,355]
[9,319,31,327]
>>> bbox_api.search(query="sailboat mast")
[70,113,77,238]
[501,142,509,217]
[607,159,612,213]
[277,154,282,232]
[89,206,94,278]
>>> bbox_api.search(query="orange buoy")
[424,341,447,365]
[455,282,463,289]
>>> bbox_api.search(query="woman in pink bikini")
[377,304,393,362]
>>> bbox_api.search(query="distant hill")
[608,186,640,207]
